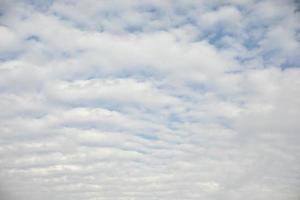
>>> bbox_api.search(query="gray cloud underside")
[0,0,300,200]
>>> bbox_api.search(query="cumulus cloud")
[0,0,300,200]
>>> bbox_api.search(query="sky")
[0,0,300,199]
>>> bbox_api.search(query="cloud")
[0,0,300,200]
[45,78,180,108]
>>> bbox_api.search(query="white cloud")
[198,5,242,29]
[0,26,19,52]
[45,78,180,108]
[0,0,300,200]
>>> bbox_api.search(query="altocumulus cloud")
[0,0,300,199]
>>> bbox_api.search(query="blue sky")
[0,0,300,200]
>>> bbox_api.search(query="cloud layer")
[0,0,300,199]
